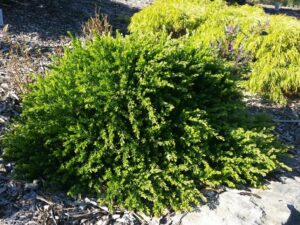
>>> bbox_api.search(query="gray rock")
[171,177,300,225]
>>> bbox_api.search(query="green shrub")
[129,0,300,104]
[245,16,300,102]
[128,0,226,37]
[3,33,288,215]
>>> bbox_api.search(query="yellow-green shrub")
[130,0,300,104]
[129,0,224,35]
[246,16,300,102]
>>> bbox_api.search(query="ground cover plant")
[129,0,300,104]
[2,31,289,215]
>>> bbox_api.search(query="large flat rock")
[172,176,300,225]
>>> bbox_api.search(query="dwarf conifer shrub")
[130,0,300,104]
[128,0,225,37]
[3,34,288,215]
[245,16,300,103]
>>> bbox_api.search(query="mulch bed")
[263,4,300,19]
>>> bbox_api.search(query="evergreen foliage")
[2,33,288,215]
[129,0,300,104]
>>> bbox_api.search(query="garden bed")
[0,1,299,224]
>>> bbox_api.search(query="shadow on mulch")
[1,0,140,40]
[263,6,300,19]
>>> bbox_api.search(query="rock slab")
[172,177,300,225]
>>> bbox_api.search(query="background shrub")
[129,0,300,104]
[3,33,287,215]
[128,0,226,37]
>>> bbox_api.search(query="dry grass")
[6,47,36,95]
[0,29,46,96]
[82,9,112,39]
[0,10,112,99]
